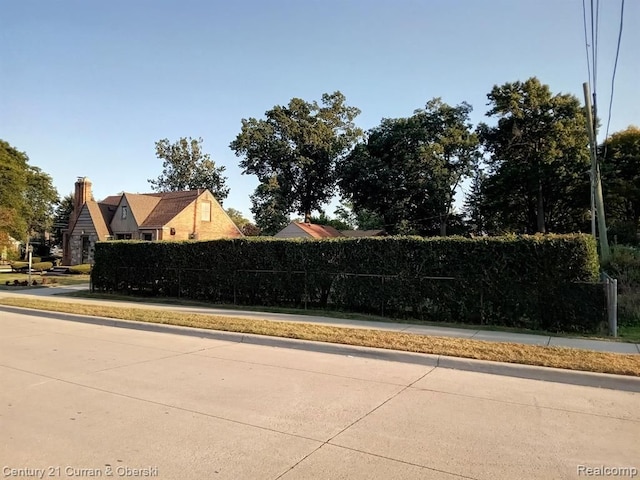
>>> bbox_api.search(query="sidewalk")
[1,283,638,355]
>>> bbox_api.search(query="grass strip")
[1,297,639,377]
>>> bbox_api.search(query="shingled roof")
[293,222,344,238]
[139,190,202,228]
[340,229,387,237]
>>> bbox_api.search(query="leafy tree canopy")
[230,91,362,223]
[600,125,640,244]
[249,176,290,235]
[25,166,59,237]
[53,193,75,244]
[477,77,590,234]
[0,140,59,246]
[0,140,29,239]
[338,98,478,236]
[148,137,230,203]
[308,212,352,231]
[225,207,261,236]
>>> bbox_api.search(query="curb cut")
[2,304,640,393]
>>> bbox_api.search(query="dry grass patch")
[1,297,639,377]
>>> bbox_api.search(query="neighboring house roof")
[139,190,201,228]
[85,201,112,240]
[292,222,344,238]
[69,188,223,236]
[340,229,388,238]
[123,193,162,226]
[100,195,122,206]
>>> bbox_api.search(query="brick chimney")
[71,177,92,223]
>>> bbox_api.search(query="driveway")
[1,309,639,479]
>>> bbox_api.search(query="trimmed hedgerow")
[91,234,605,333]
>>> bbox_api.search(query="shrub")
[91,235,605,333]
[604,245,640,326]
[69,264,92,274]
[31,262,53,272]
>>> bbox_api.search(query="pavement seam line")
[324,444,481,480]
[272,367,438,480]
[6,367,326,444]
[408,383,640,423]
[324,366,436,443]
[189,350,422,387]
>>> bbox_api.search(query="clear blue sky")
[2,0,638,220]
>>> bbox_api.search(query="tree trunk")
[304,211,311,223]
[537,177,546,233]
[440,216,448,236]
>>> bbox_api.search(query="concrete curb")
[3,304,640,393]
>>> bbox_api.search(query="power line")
[594,0,600,95]
[604,0,626,150]
[582,0,593,85]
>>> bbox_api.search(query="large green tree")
[52,193,74,244]
[148,137,230,203]
[230,91,362,224]
[0,141,59,253]
[477,78,590,234]
[0,140,29,240]
[249,176,290,235]
[225,207,261,236]
[338,98,478,236]
[600,126,640,244]
[24,166,59,242]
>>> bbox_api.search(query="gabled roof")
[294,222,344,238]
[86,201,112,240]
[123,193,162,226]
[139,190,202,228]
[340,229,387,238]
[67,200,113,240]
[100,195,122,206]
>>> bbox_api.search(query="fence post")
[610,278,618,337]
[381,275,385,317]
[304,270,308,310]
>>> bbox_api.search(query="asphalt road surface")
[1,309,639,479]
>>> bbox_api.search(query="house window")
[142,233,152,241]
[201,201,211,222]
[116,233,132,240]
[121,206,128,219]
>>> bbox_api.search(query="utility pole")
[583,82,610,263]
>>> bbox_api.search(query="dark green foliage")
[148,137,229,203]
[477,78,591,234]
[231,91,362,223]
[92,235,604,333]
[338,99,478,236]
[604,246,640,327]
[600,126,640,245]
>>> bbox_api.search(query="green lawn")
[619,325,640,342]
[62,290,640,343]
[0,272,91,288]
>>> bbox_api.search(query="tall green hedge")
[91,234,606,333]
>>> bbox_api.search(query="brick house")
[62,177,242,265]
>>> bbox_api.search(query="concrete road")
[1,310,639,480]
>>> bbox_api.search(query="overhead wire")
[603,0,626,152]
[582,0,593,88]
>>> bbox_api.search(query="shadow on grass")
[59,290,640,343]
